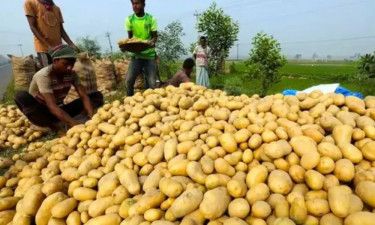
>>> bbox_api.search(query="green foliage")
[77,36,102,59]
[245,32,287,97]
[357,52,375,81]
[189,42,198,54]
[156,21,187,79]
[1,77,15,105]
[229,62,237,73]
[198,2,239,75]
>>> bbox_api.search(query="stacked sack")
[114,59,130,83]
[8,55,38,90]
[93,59,117,95]
[64,52,98,104]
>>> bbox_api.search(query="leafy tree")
[156,20,187,79]
[77,36,102,59]
[357,52,375,80]
[245,32,287,97]
[197,2,239,75]
[189,42,198,54]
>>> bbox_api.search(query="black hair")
[183,58,195,69]
[130,0,145,4]
[200,36,207,41]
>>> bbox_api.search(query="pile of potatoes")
[1,83,375,225]
[0,105,44,151]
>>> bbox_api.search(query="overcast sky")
[1,0,374,59]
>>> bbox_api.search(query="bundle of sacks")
[0,84,375,225]
[0,105,45,151]
[64,52,98,104]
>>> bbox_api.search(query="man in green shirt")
[125,0,157,96]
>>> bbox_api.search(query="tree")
[189,42,198,54]
[312,53,318,61]
[197,2,239,75]
[327,55,332,61]
[77,36,102,59]
[156,20,187,79]
[357,52,375,80]
[245,32,287,97]
[294,54,302,60]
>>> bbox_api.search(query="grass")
[210,60,375,97]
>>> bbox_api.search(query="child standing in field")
[193,36,210,87]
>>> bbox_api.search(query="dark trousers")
[37,52,53,68]
[126,57,157,96]
[14,91,103,129]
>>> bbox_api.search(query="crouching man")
[14,44,103,130]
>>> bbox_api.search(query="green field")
[210,60,374,97]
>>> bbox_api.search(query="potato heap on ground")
[0,105,44,151]
[1,83,375,225]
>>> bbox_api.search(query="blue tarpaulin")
[282,86,364,99]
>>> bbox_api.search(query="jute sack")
[93,59,116,92]
[134,74,145,90]
[114,59,130,82]
[8,55,37,90]
[64,52,98,104]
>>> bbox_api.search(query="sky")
[0,0,375,60]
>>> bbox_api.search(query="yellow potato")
[268,170,293,194]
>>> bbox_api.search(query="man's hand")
[147,40,156,48]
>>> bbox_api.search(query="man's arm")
[26,16,52,49]
[128,31,133,39]
[149,31,158,47]
[42,93,79,127]
[75,85,94,118]
[61,24,77,50]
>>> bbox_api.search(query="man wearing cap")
[24,0,77,68]
[14,45,103,130]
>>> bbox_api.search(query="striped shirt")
[29,65,81,105]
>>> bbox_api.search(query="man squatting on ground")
[14,45,103,130]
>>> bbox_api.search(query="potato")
[246,165,268,188]
[228,198,250,219]
[361,141,375,161]
[320,213,343,225]
[264,140,292,159]
[200,187,230,219]
[115,164,140,195]
[97,172,119,198]
[135,189,165,215]
[168,188,203,219]
[290,136,317,156]
[334,159,355,182]
[119,198,137,219]
[18,184,44,216]
[0,210,16,225]
[187,161,207,185]
[252,201,271,219]
[300,151,320,170]
[36,192,67,225]
[356,181,375,208]
[328,185,351,218]
[85,214,121,225]
[274,218,296,225]
[332,125,353,145]
[227,179,247,198]
[51,198,78,219]
[344,212,375,225]
[306,198,330,216]
[73,187,97,201]
[268,170,293,194]
[219,133,237,153]
[289,165,305,183]
[305,170,325,190]
[338,143,363,163]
